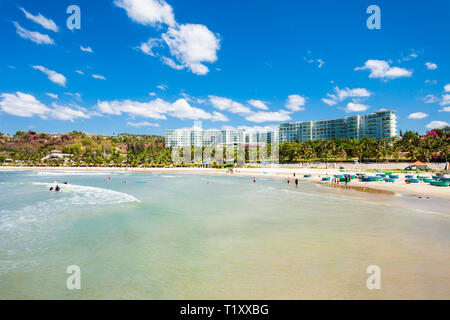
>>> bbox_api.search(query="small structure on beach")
[405,161,428,171]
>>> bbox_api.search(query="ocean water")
[0,170,449,299]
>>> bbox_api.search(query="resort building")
[166,128,245,148]
[279,111,397,142]
[41,150,71,161]
[245,130,278,145]
[166,128,277,147]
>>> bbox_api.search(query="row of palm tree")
[1,130,448,166]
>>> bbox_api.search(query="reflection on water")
[327,183,395,195]
[0,170,449,299]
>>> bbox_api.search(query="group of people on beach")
[287,173,299,187]
[332,175,352,185]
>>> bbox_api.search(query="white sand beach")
[2,166,450,201]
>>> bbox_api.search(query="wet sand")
[2,166,450,202]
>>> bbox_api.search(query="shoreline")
[2,166,450,201]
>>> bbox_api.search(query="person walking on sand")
[295,178,298,187]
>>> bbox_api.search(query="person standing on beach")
[287,178,290,185]
[253,177,256,184]
[295,179,298,187]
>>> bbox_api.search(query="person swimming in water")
[49,187,54,192]
[55,185,60,192]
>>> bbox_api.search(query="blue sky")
[0,0,449,136]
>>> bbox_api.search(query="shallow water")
[0,170,449,299]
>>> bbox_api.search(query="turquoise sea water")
[0,170,449,299]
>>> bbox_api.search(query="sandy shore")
[2,166,450,201]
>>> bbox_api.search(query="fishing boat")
[431,181,450,187]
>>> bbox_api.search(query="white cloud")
[426,121,448,129]
[156,84,168,91]
[13,22,54,45]
[46,93,58,99]
[248,99,269,110]
[117,0,220,75]
[345,102,370,113]
[444,84,450,92]
[75,70,84,75]
[161,56,184,70]
[0,92,50,117]
[438,107,450,112]
[335,87,371,101]
[425,62,437,70]
[304,54,325,69]
[64,92,83,101]
[440,94,450,106]
[97,98,168,118]
[149,92,157,96]
[209,96,251,114]
[408,112,429,119]
[92,74,107,80]
[424,94,439,104]
[127,121,160,127]
[168,98,212,120]
[322,87,371,106]
[245,110,291,123]
[398,51,419,63]
[0,92,88,121]
[322,98,337,106]
[96,97,227,121]
[162,24,220,75]
[32,65,67,87]
[285,94,306,112]
[80,45,93,53]
[211,111,228,122]
[222,124,278,133]
[50,104,89,121]
[114,0,175,26]
[137,38,160,56]
[355,60,412,79]
[19,7,58,32]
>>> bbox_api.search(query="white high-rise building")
[166,128,277,147]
